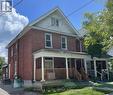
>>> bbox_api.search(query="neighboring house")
[2,64,8,80]
[6,7,109,84]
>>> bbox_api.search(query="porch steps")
[79,67,89,80]
[74,69,82,81]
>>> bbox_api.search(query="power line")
[67,0,95,17]
[44,0,95,29]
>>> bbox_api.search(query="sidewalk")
[0,81,40,95]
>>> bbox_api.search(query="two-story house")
[6,8,109,85]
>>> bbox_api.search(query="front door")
[45,58,55,80]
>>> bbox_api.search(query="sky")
[0,0,107,61]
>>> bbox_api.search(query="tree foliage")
[83,0,113,58]
[0,57,5,76]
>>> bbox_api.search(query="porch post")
[84,59,87,74]
[65,58,69,79]
[33,58,36,81]
[94,59,97,77]
[41,57,45,81]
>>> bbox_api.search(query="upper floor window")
[51,17,59,27]
[76,39,80,52]
[45,33,52,48]
[61,36,67,50]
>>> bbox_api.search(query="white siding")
[34,11,76,35]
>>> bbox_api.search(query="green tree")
[83,0,113,58]
[0,57,5,77]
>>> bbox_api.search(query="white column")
[94,59,97,77]
[9,64,10,79]
[33,58,36,81]
[84,59,87,74]
[14,61,17,76]
[41,57,45,81]
[65,58,69,79]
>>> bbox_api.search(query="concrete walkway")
[0,81,41,95]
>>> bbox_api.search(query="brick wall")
[8,28,84,80]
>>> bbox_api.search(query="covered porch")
[33,49,91,81]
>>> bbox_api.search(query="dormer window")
[51,17,59,27]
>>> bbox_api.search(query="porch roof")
[33,49,91,60]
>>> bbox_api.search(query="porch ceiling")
[33,49,91,60]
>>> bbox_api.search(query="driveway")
[0,81,41,95]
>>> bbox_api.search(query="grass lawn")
[48,87,107,95]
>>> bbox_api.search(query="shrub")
[64,82,77,89]
[24,87,38,92]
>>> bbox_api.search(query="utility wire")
[44,0,95,29]
[67,0,95,17]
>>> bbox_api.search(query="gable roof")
[29,7,80,35]
[6,7,80,48]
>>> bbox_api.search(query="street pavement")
[0,81,41,95]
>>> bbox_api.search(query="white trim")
[14,61,17,75]
[65,58,69,79]
[33,58,36,81]
[33,49,91,60]
[41,57,45,81]
[45,33,53,48]
[32,26,78,38]
[61,36,67,50]
[94,60,97,77]
[84,59,87,74]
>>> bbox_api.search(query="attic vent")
[51,17,59,27]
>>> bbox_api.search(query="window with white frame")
[44,58,54,69]
[45,33,52,48]
[51,17,59,27]
[61,36,67,49]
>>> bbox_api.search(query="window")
[44,58,54,69]
[76,39,80,52]
[61,36,67,50]
[51,17,59,27]
[45,33,52,48]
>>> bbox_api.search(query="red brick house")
[6,8,109,84]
